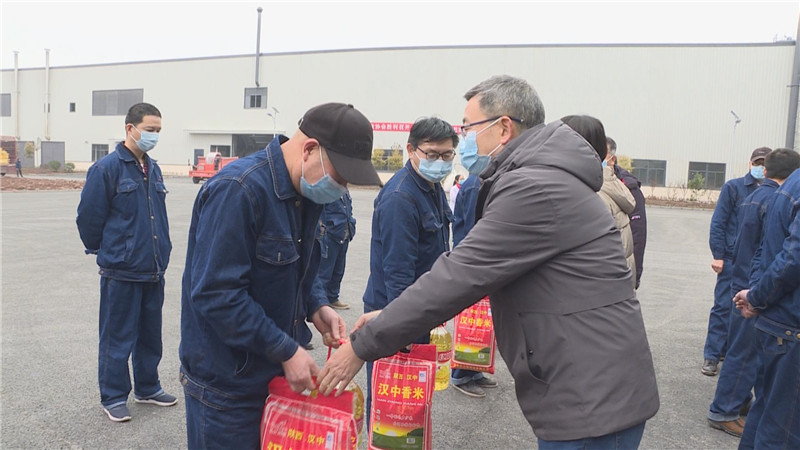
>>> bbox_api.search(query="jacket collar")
[265,135,298,200]
[762,178,779,189]
[115,142,156,164]
[405,159,434,193]
[743,172,760,186]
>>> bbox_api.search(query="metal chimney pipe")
[255,7,263,87]
[44,48,51,140]
[14,51,19,139]
[786,13,800,149]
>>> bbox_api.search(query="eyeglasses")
[415,147,456,162]
[460,116,523,137]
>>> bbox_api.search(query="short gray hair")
[606,136,617,157]
[464,75,545,130]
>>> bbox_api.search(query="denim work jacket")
[748,170,800,329]
[452,174,480,247]
[362,160,452,311]
[179,136,325,397]
[319,190,356,244]
[709,172,760,260]
[730,179,779,294]
[76,143,171,282]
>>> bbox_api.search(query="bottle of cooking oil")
[430,323,452,391]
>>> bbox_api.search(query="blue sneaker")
[103,404,132,422]
[133,391,178,406]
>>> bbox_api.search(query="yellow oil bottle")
[430,323,452,391]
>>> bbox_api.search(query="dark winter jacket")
[351,120,659,440]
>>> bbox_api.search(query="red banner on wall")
[371,122,462,134]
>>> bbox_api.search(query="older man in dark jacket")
[319,75,659,447]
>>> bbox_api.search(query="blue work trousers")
[317,236,348,303]
[704,260,733,361]
[709,308,758,421]
[739,320,800,450]
[181,368,264,449]
[538,421,647,449]
[98,277,164,408]
[451,368,486,385]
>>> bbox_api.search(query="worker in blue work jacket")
[734,148,800,450]
[702,147,770,376]
[448,173,499,398]
[361,117,457,424]
[707,149,800,437]
[77,103,176,423]
[179,103,381,449]
[312,189,357,311]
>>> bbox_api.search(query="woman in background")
[562,115,637,287]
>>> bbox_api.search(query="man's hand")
[733,289,759,319]
[311,305,347,348]
[317,341,365,396]
[353,310,381,332]
[711,259,724,274]
[281,347,319,393]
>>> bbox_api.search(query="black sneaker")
[134,391,178,406]
[452,380,486,398]
[103,404,132,422]
[701,359,719,376]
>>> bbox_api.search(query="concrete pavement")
[2,175,738,449]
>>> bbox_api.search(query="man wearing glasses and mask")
[360,116,458,422]
[320,76,659,448]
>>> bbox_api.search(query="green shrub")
[617,155,633,171]
[47,160,61,171]
[688,173,705,191]
[372,149,388,170]
[387,149,404,171]
[64,162,75,173]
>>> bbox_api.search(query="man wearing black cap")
[179,103,381,448]
[702,146,770,377]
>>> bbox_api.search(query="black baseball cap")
[750,147,771,163]
[298,103,382,186]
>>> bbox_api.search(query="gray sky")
[2,1,798,70]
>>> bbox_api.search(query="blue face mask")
[458,118,502,175]
[750,165,765,180]
[602,160,608,167]
[300,148,347,204]
[416,154,453,183]
[131,126,159,152]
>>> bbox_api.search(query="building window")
[688,161,727,189]
[244,87,267,109]
[0,93,10,117]
[631,159,667,187]
[92,89,143,116]
[210,145,231,157]
[92,144,109,161]
[69,102,76,112]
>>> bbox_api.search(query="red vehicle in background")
[189,153,238,184]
